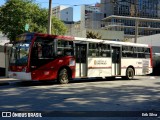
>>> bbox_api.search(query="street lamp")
[48,0,52,34]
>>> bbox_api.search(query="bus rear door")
[75,43,87,78]
[111,46,121,76]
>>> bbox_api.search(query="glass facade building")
[112,0,159,18]
[101,0,160,37]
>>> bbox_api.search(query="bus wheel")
[58,68,69,84]
[126,67,134,80]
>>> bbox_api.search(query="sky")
[0,0,100,21]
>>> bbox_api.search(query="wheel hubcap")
[128,70,133,78]
[61,74,67,81]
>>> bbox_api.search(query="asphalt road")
[0,76,160,120]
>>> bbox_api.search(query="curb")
[0,82,10,86]
[0,77,18,86]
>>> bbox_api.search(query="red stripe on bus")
[89,67,151,69]
[150,47,153,68]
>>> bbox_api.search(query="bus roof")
[74,37,149,47]
[16,32,74,41]
[16,32,149,47]
[34,33,74,40]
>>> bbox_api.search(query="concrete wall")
[134,34,160,53]
[136,34,160,46]
[134,34,160,75]
[91,29,124,40]
[68,28,124,41]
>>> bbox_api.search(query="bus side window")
[31,43,39,59]
[31,37,55,59]
[122,46,127,57]
[133,47,138,58]
[129,46,134,57]
[57,40,73,56]
[137,47,145,58]
[64,41,73,56]
[42,44,54,58]
[99,44,111,57]
[106,44,111,57]
[99,44,105,57]
[89,43,98,57]
[144,48,150,58]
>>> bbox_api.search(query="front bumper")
[8,72,31,80]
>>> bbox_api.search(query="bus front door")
[75,44,87,78]
[111,46,121,76]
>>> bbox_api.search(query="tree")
[0,0,67,41]
[86,31,102,39]
[122,38,130,42]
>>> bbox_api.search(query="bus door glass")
[111,46,121,75]
[75,43,87,77]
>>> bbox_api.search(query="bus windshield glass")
[10,43,30,65]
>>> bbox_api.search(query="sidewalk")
[0,76,19,86]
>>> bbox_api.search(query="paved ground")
[0,76,160,120]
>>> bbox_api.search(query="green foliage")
[51,17,67,35]
[0,0,67,41]
[122,38,130,42]
[86,31,102,39]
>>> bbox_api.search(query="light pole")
[135,19,139,43]
[48,0,52,34]
[134,0,138,43]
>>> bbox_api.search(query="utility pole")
[134,0,138,43]
[48,0,52,34]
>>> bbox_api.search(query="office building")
[52,5,73,22]
[101,0,160,38]
[81,4,103,29]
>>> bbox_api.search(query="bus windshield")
[10,43,30,65]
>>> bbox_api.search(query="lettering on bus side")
[94,60,107,65]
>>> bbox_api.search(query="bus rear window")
[144,48,151,58]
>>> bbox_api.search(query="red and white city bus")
[8,32,153,84]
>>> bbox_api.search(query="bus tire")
[126,67,134,80]
[58,68,69,84]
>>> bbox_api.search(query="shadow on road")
[0,76,159,120]
[7,77,140,87]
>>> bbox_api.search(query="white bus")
[74,37,152,80]
[8,33,152,83]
